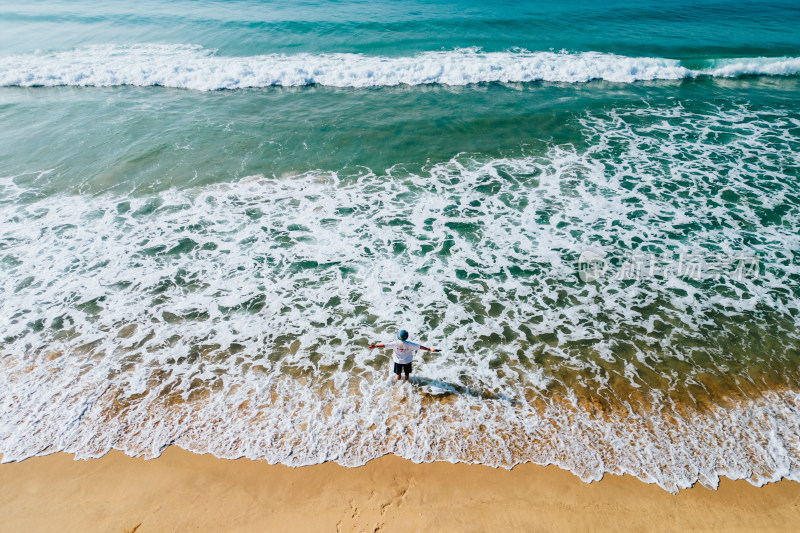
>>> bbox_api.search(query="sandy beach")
[1,448,799,532]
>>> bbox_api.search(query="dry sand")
[1,447,799,532]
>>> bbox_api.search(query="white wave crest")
[2,45,799,90]
[5,44,797,90]
[703,56,800,77]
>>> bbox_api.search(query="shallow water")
[1,0,799,492]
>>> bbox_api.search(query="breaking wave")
[1,44,800,90]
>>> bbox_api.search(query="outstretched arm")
[419,345,441,353]
[368,343,385,350]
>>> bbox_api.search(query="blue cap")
[397,330,409,340]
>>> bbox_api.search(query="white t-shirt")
[385,340,421,364]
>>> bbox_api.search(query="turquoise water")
[2,0,799,57]
[1,1,799,492]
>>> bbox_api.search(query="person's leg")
[404,373,409,381]
[394,363,401,381]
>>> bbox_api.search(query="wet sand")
[1,447,799,532]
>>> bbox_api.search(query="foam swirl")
[1,102,799,491]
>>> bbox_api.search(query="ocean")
[1,0,799,492]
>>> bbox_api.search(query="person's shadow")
[409,376,518,404]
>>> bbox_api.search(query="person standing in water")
[368,330,440,381]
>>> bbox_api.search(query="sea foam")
[1,44,799,90]
[1,102,799,491]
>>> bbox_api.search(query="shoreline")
[2,448,799,532]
